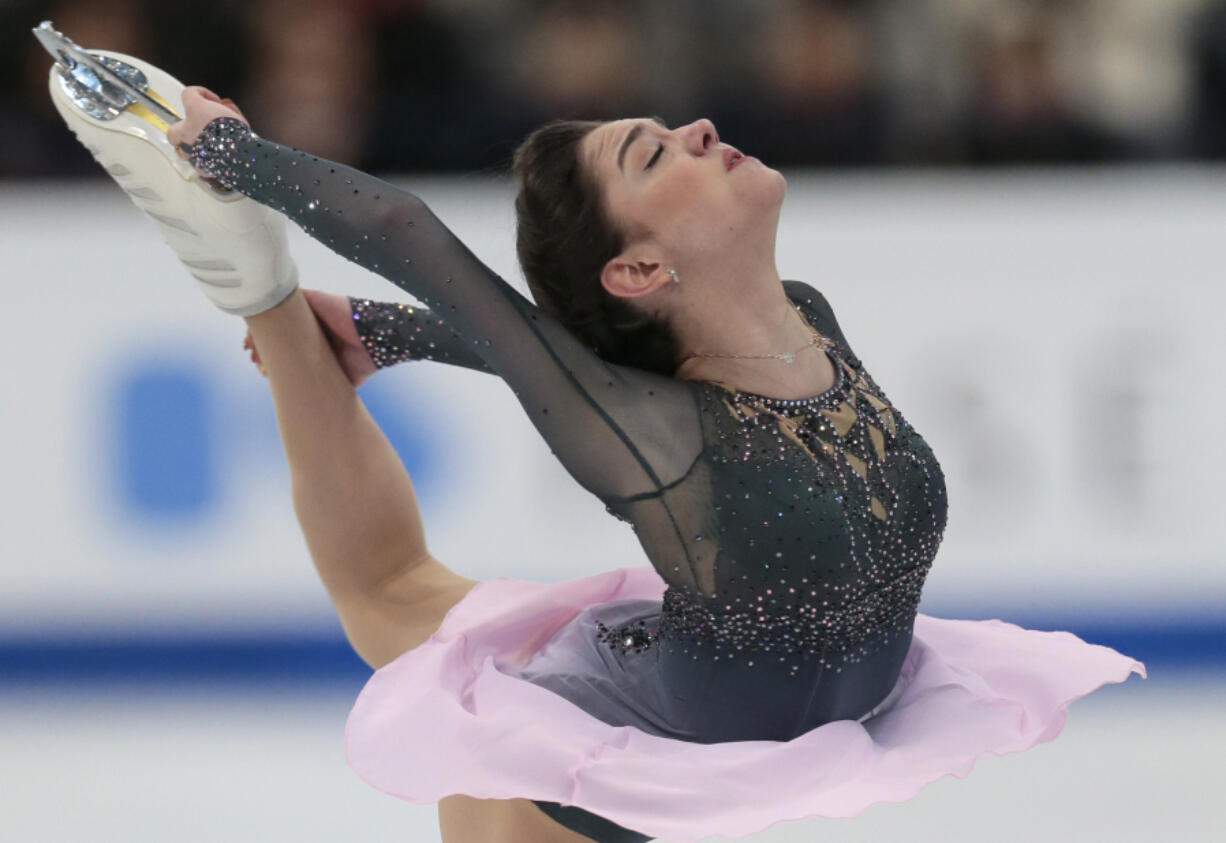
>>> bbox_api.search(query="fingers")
[189,87,245,119]
[217,95,243,113]
[166,120,185,151]
[243,332,267,376]
[184,85,220,104]
[302,289,362,345]
[302,289,331,328]
[169,87,248,152]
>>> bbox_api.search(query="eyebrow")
[616,117,668,173]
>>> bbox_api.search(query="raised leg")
[244,288,477,668]
[249,294,591,840]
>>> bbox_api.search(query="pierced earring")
[668,268,680,285]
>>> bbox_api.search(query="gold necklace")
[680,302,832,365]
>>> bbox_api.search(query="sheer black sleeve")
[350,297,494,374]
[191,118,702,503]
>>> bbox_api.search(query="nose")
[681,118,719,156]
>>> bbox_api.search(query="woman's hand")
[166,86,250,165]
[244,290,378,387]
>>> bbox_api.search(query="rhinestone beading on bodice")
[655,564,928,666]
[596,345,946,674]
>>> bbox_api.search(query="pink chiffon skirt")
[344,566,1146,842]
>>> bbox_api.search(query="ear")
[600,254,671,300]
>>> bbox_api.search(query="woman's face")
[580,117,786,269]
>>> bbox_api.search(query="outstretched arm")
[246,290,494,385]
[349,296,494,375]
[175,98,702,506]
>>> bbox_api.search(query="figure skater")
[53,64,1146,842]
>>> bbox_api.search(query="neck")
[669,258,831,398]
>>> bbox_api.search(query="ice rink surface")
[1,670,1217,842]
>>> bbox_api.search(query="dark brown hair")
[511,120,679,375]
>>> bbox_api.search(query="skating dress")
[190,117,1145,843]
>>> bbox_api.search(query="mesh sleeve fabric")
[191,117,702,503]
[350,297,494,374]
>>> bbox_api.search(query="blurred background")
[14,0,1226,175]
[2,0,1223,841]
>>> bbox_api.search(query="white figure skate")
[36,21,298,316]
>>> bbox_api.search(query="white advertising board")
[1,169,1222,638]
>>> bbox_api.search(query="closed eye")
[645,142,663,170]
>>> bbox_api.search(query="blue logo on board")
[111,358,441,521]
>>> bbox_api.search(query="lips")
[724,146,746,171]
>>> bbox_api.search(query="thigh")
[438,795,596,843]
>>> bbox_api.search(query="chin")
[749,166,787,213]
[763,164,787,197]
